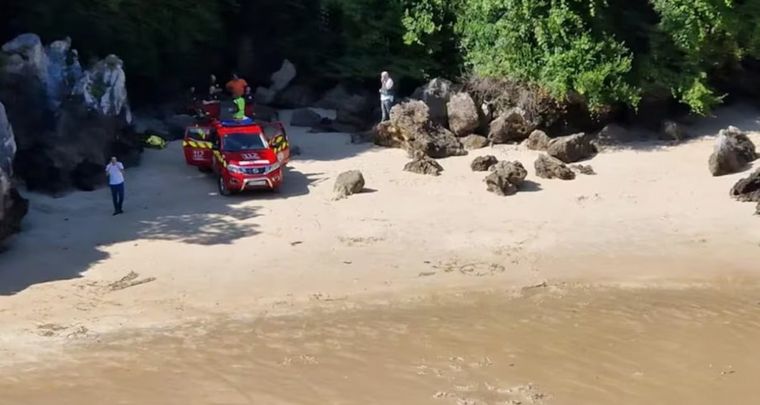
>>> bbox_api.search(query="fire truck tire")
[218,176,232,196]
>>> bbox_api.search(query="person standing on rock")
[379,71,395,122]
[105,157,125,215]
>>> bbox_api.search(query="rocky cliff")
[0,33,140,193]
[0,101,28,245]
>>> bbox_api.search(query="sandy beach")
[0,105,759,403]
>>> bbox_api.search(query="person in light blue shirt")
[379,71,395,122]
[105,156,125,215]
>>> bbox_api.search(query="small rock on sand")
[730,168,760,202]
[661,120,687,142]
[535,154,576,180]
[547,132,597,163]
[404,155,443,176]
[570,164,596,175]
[485,161,528,196]
[461,134,489,150]
[333,170,365,199]
[709,126,757,176]
[524,129,551,151]
[471,155,498,172]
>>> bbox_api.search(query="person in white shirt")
[105,156,125,215]
[379,71,395,122]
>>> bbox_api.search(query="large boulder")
[0,169,28,244]
[471,155,498,172]
[274,84,318,108]
[374,121,405,148]
[290,108,322,127]
[547,132,597,163]
[316,84,372,116]
[0,103,15,175]
[1,33,48,84]
[377,100,466,158]
[251,60,298,106]
[730,168,760,202]
[334,170,365,199]
[485,161,528,196]
[535,154,576,180]
[488,107,536,144]
[709,126,757,176]
[409,126,466,159]
[412,78,453,126]
[2,36,140,193]
[254,86,276,105]
[2,34,83,112]
[524,130,551,151]
[461,134,489,150]
[447,92,479,136]
[404,154,443,176]
[490,161,528,186]
[72,54,131,122]
[270,59,297,93]
[0,102,28,245]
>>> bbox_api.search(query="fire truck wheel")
[218,176,232,196]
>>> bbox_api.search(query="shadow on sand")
[0,155,319,295]
[600,104,760,153]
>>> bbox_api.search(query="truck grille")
[242,167,266,175]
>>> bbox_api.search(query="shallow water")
[2,284,760,404]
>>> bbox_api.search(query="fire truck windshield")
[221,133,266,152]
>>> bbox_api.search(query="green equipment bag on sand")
[145,135,167,149]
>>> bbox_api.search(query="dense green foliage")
[2,0,760,112]
[404,0,760,113]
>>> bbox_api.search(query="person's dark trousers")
[381,98,393,121]
[110,182,125,214]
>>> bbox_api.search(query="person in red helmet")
[225,73,248,98]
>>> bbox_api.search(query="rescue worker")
[225,73,248,98]
[244,86,255,104]
[232,96,247,121]
[226,73,249,121]
[379,71,395,122]
[244,86,255,117]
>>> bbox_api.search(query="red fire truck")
[182,101,290,195]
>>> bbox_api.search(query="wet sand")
[3,283,760,405]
